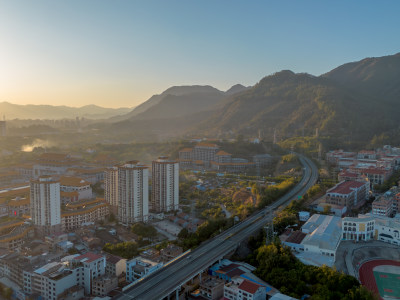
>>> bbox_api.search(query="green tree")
[178,228,189,239]
[131,223,158,240]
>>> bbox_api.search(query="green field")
[373,270,400,299]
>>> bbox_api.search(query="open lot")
[154,220,182,236]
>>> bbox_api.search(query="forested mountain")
[225,84,250,95]
[322,53,400,104]
[112,85,233,121]
[191,70,389,139]
[88,53,400,148]
[99,53,400,147]
[0,102,131,120]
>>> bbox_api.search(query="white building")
[342,215,375,241]
[343,214,400,245]
[104,166,118,208]
[298,211,310,222]
[23,261,84,300]
[118,161,149,225]
[374,216,400,245]
[30,176,61,234]
[71,252,106,294]
[301,214,342,259]
[151,156,179,213]
[223,276,266,300]
[126,257,163,283]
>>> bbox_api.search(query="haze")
[1,0,400,108]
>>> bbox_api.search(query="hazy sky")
[1,1,399,108]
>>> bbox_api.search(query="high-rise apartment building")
[30,176,61,234]
[151,156,179,213]
[0,116,6,137]
[104,166,118,210]
[117,161,149,225]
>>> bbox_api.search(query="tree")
[131,223,158,240]
[178,228,189,239]
[103,242,139,259]
[273,210,297,234]
[323,205,331,215]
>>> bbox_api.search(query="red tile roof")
[327,180,366,195]
[195,142,218,148]
[339,170,358,177]
[363,168,387,175]
[286,230,307,244]
[75,252,103,263]
[238,279,262,294]
[216,150,231,156]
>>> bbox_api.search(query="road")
[115,154,318,300]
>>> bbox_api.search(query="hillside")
[322,53,400,104]
[0,102,131,120]
[91,53,400,147]
[112,85,225,121]
[190,70,390,143]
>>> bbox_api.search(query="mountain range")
[0,102,132,120]
[4,52,400,148]
[99,52,400,147]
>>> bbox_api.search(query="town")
[0,135,398,299]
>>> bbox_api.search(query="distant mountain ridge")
[322,52,400,104]
[0,102,132,120]
[111,84,250,122]
[100,53,400,147]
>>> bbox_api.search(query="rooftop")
[74,252,103,263]
[195,142,219,148]
[327,180,366,195]
[239,279,263,294]
[106,254,125,264]
[60,176,90,187]
[301,214,342,252]
[285,231,306,244]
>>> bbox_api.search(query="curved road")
[115,154,318,300]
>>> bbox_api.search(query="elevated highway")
[115,154,318,300]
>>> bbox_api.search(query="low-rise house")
[105,254,126,277]
[224,276,266,300]
[92,275,118,297]
[196,277,225,300]
[160,244,183,262]
[126,257,163,283]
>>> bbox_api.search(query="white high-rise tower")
[104,166,118,212]
[117,161,149,225]
[151,156,179,213]
[30,176,61,234]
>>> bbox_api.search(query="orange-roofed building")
[33,152,80,178]
[325,180,369,209]
[215,150,232,163]
[62,198,109,230]
[60,176,92,201]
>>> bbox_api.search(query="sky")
[0,1,400,108]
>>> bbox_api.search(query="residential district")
[0,142,399,299]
